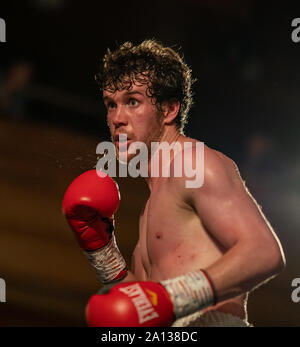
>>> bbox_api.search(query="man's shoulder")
[175,135,234,163]
[204,144,239,178]
[173,135,238,173]
[169,139,241,192]
[203,144,243,195]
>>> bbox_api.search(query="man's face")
[103,82,164,162]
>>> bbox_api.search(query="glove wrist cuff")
[161,269,216,319]
[84,234,127,284]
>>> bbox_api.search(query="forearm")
[204,239,285,303]
[156,239,284,320]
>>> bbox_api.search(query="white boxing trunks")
[171,310,253,327]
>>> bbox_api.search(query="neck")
[145,125,183,191]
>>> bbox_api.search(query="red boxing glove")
[62,170,127,283]
[86,270,216,327]
[86,281,175,327]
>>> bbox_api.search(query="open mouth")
[114,134,132,151]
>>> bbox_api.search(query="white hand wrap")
[84,233,127,284]
[161,269,216,319]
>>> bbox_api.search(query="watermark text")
[0,278,6,302]
[291,18,300,43]
[0,18,6,42]
[96,136,204,188]
[291,278,300,303]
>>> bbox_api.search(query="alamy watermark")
[95,136,204,188]
[0,18,6,42]
[0,278,6,302]
[291,278,300,303]
[291,18,300,43]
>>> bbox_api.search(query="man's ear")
[161,99,180,125]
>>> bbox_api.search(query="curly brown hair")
[95,39,195,132]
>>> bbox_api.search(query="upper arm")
[175,145,281,251]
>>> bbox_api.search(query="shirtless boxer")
[62,39,286,327]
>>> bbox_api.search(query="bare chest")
[138,182,221,281]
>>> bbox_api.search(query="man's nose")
[112,105,128,128]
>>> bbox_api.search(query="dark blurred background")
[0,0,299,326]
